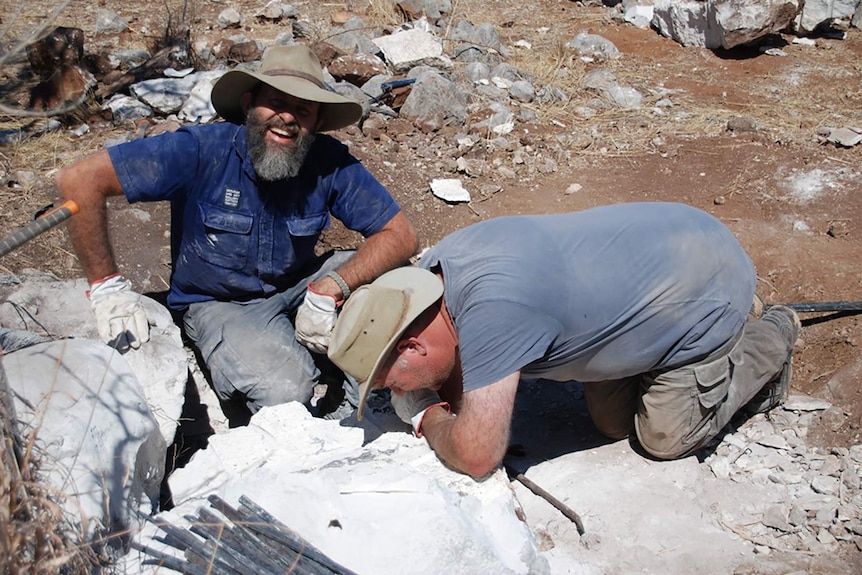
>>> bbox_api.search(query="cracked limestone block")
[4,338,165,551]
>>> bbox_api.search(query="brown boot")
[744,305,801,414]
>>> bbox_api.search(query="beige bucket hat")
[328,267,444,420]
[210,44,363,131]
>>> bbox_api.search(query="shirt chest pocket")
[285,212,330,236]
[193,203,254,270]
[272,212,330,272]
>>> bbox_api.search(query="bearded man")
[56,45,418,422]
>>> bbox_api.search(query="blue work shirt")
[108,122,401,310]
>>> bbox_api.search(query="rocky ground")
[1,0,861,572]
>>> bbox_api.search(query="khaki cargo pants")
[583,317,792,459]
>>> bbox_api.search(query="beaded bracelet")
[326,270,351,300]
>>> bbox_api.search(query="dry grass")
[364,0,407,28]
[1,366,94,575]
[0,127,102,283]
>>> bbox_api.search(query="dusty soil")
[2,0,861,505]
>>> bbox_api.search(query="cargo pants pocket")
[693,355,731,411]
[680,355,732,447]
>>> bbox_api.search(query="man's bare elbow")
[56,150,120,202]
[395,214,420,257]
[459,453,502,480]
[55,165,76,201]
[404,228,420,258]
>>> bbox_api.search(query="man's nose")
[270,106,298,123]
[279,112,297,124]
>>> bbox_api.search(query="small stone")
[768,471,803,485]
[757,434,790,450]
[430,179,471,203]
[814,505,838,528]
[497,166,517,179]
[817,528,838,545]
[727,116,760,133]
[788,505,807,526]
[710,456,731,479]
[829,523,849,540]
[825,127,862,147]
[783,395,831,412]
[714,195,726,205]
[811,476,840,496]
[819,454,842,477]
[762,505,792,532]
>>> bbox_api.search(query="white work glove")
[295,286,338,354]
[390,388,450,438]
[88,274,150,352]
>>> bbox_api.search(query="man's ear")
[240,92,253,115]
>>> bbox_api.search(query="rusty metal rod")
[504,462,586,535]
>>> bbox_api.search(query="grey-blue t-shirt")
[418,202,755,392]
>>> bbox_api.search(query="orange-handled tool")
[0,200,79,258]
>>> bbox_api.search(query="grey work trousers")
[182,250,354,414]
[583,315,792,459]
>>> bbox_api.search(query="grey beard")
[246,113,315,181]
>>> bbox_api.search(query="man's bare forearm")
[56,150,125,283]
[316,211,418,298]
[420,374,520,479]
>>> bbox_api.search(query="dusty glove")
[390,389,450,437]
[88,274,150,352]
[295,286,338,354]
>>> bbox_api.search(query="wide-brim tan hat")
[328,267,444,420]
[211,44,363,132]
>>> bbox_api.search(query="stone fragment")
[824,127,862,147]
[218,8,242,29]
[788,505,808,526]
[431,178,471,203]
[373,29,451,73]
[811,475,841,496]
[328,53,389,86]
[762,505,793,532]
[783,395,832,411]
[757,434,790,450]
[256,0,288,21]
[566,31,621,61]
[796,0,858,33]
[95,8,129,34]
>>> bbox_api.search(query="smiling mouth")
[267,123,300,143]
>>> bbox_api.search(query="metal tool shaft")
[0,200,79,258]
[782,301,862,313]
